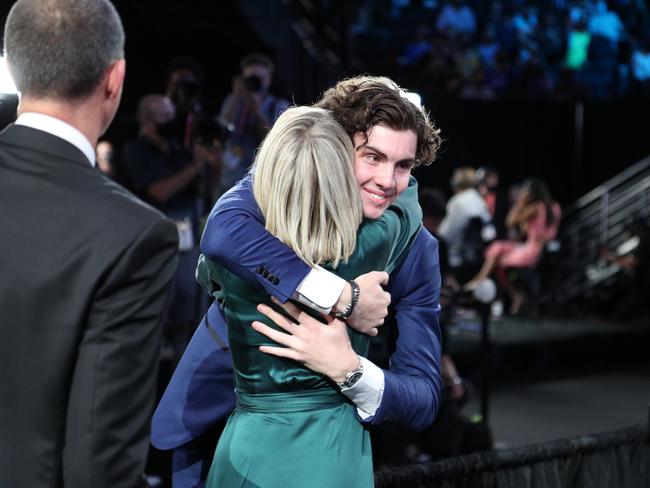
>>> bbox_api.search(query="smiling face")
[353,125,418,219]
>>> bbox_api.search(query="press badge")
[175,219,194,252]
[223,143,243,171]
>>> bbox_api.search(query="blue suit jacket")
[151,176,442,487]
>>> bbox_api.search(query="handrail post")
[600,192,610,246]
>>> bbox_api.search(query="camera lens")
[243,75,263,93]
[176,79,200,98]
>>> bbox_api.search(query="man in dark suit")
[0,1,179,487]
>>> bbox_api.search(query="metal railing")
[553,156,650,304]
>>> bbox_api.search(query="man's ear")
[105,59,125,100]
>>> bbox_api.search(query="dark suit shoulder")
[88,173,169,229]
[405,228,439,261]
[0,125,171,237]
[88,175,180,261]
[389,228,440,299]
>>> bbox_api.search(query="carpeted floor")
[465,368,650,448]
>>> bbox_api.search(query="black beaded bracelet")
[332,279,360,319]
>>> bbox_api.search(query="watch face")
[345,370,363,388]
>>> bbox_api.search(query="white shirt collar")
[15,113,96,166]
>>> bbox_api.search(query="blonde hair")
[252,106,362,268]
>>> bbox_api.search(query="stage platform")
[465,367,650,448]
[448,311,650,377]
[448,312,650,350]
[447,311,650,448]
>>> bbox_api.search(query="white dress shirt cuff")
[293,265,346,314]
[340,357,385,419]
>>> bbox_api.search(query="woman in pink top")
[466,178,561,314]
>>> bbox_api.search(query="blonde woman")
[199,106,421,487]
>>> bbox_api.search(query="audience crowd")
[345,0,650,100]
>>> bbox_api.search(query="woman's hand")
[518,189,533,205]
[252,299,359,383]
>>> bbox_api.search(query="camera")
[243,75,263,93]
[175,78,201,99]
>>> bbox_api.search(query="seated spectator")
[352,0,647,99]
[536,10,564,64]
[436,0,477,39]
[477,28,500,67]
[455,35,481,82]
[568,2,588,25]
[439,167,493,283]
[631,40,650,95]
[458,68,497,100]
[484,50,513,96]
[597,217,650,320]
[588,0,624,47]
[476,166,509,239]
[350,0,391,38]
[512,4,539,43]
[465,178,561,314]
[397,24,433,67]
[631,41,650,79]
[566,20,592,70]
[495,8,518,56]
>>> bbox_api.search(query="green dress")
[201,180,422,488]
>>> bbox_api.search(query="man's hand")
[343,271,391,337]
[231,75,246,98]
[252,300,359,383]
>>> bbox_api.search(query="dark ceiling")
[0,1,267,114]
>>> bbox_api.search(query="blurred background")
[1,1,649,486]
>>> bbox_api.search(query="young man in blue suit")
[152,76,443,486]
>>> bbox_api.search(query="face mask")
[174,78,200,100]
[156,120,177,139]
[243,75,264,93]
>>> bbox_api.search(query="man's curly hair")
[314,76,442,167]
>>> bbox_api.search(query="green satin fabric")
[208,403,373,488]
[204,178,422,488]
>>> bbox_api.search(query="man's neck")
[18,96,102,148]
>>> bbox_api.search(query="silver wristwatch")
[337,356,363,389]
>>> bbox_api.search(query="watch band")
[337,356,364,389]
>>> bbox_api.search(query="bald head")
[137,95,176,126]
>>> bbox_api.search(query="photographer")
[166,56,205,149]
[192,117,227,212]
[218,52,289,194]
[122,94,206,364]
